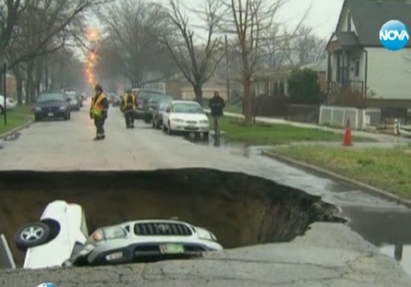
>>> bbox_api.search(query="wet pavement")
[190,137,411,276]
[0,104,411,286]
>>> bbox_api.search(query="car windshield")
[158,102,169,110]
[66,93,77,99]
[171,103,203,113]
[37,93,64,102]
[148,94,171,102]
[138,91,163,100]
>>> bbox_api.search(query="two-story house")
[326,0,411,108]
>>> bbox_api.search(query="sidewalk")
[216,110,411,143]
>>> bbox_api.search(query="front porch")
[326,32,366,105]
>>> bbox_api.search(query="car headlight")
[172,118,183,122]
[35,107,41,111]
[59,106,66,110]
[197,228,217,241]
[106,251,123,261]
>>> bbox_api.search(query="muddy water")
[0,169,341,265]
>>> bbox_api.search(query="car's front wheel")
[167,121,174,135]
[14,221,51,251]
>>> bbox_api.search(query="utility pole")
[225,35,230,103]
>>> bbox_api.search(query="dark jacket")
[90,93,109,119]
[208,95,225,117]
[120,93,137,113]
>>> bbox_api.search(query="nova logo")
[379,20,409,51]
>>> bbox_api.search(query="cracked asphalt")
[0,102,410,286]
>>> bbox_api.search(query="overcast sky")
[90,0,344,40]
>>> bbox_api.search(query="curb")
[0,118,34,140]
[261,149,411,208]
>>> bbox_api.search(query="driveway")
[0,105,410,286]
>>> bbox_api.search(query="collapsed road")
[0,107,410,286]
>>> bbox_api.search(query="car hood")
[170,113,208,121]
[36,101,66,108]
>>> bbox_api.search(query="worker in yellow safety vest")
[120,88,137,128]
[89,84,109,140]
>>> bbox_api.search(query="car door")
[163,103,172,127]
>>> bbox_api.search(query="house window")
[347,12,351,31]
[337,52,349,82]
[354,60,360,77]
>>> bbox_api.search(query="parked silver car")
[64,219,223,266]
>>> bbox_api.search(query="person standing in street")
[90,84,109,140]
[208,91,225,145]
[120,88,137,128]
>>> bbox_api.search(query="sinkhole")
[0,169,344,265]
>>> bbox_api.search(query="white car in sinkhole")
[64,219,223,267]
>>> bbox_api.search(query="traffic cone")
[343,119,352,146]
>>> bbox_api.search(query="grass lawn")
[225,104,242,114]
[218,117,376,145]
[0,105,33,135]
[274,145,411,199]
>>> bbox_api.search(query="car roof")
[171,100,201,105]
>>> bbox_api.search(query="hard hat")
[94,84,103,91]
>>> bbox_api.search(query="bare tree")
[292,26,326,65]
[4,0,112,102]
[0,0,24,56]
[158,0,225,105]
[96,0,175,88]
[220,0,308,124]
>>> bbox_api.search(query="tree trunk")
[16,79,23,105]
[243,76,252,125]
[13,64,24,105]
[193,85,203,106]
[26,61,34,103]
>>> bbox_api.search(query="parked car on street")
[33,91,71,121]
[135,89,167,120]
[64,219,222,267]
[112,94,121,107]
[65,91,81,111]
[0,95,16,114]
[107,93,117,104]
[152,101,171,129]
[144,94,172,123]
[162,101,209,138]
[14,200,89,269]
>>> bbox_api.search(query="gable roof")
[344,0,411,46]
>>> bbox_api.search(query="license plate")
[47,112,53,116]
[159,243,184,254]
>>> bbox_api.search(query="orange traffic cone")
[343,119,352,146]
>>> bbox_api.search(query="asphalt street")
[0,101,411,286]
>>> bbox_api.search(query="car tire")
[14,221,51,251]
[167,121,174,135]
[152,119,156,128]
[64,114,69,120]
[34,115,41,122]
[203,132,209,139]
[162,123,167,133]
[0,105,4,114]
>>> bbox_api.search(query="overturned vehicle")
[14,201,223,269]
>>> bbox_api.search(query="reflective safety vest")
[91,94,107,117]
[122,94,136,110]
